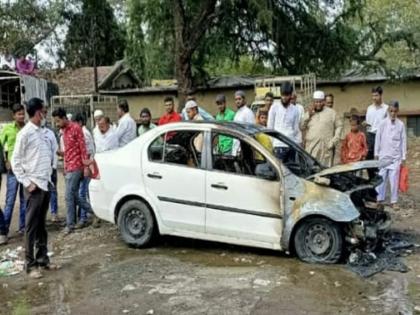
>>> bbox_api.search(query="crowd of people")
[0,82,407,278]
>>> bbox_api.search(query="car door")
[205,131,283,245]
[142,128,207,233]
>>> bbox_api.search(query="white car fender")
[110,183,163,226]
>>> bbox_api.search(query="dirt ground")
[0,140,419,315]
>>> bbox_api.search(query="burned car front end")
[259,130,392,262]
[307,161,392,251]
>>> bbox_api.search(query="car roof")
[171,121,267,135]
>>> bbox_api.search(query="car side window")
[148,130,203,168]
[211,132,277,180]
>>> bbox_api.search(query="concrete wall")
[318,81,420,118]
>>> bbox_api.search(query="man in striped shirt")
[12,98,57,279]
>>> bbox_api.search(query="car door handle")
[147,173,162,179]
[211,183,228,190]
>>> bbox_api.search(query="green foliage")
[350,0,420,77]
[0,0,65,55]
[63,0,125,67]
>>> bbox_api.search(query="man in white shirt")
[233,90,255,124]
[232,90,255,155]
[268,82,301,160]
[116,100,137,147]
[12,98,57,279]
[42,115,59,223]
[291,93,305,146]
[95,117,119,153]
[365,86,388,160]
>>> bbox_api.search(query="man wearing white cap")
[185,100,204,152]
[302,90,343,167]
[93,109,105,139]
[232,90,255,155]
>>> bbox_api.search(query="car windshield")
[252,131,324,177]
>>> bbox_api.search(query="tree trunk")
[175,54,193,112]
[172,0,218,112]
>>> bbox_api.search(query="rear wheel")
[294,217,343,264]
[117,199,155,248]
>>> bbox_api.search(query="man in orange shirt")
[341,115,368,164]
[158,96,182,126]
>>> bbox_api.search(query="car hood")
[309,160,379,178]
[306,160,382,193]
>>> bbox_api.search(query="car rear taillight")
[89,159,100,179]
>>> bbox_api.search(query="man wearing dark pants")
[12,98,57,279]
[0,104,26,235]
[52,107,93,234]
[365,86,388,178]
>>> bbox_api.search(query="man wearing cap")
[267,82,300,160]
[233,90,254,124]
[215,94,235,154]
[375,101,406,209]
[302,91,343,167]
[185,100,204,152]
[181,98,214,121]
[232,90,255,155]
[93,109,104,139]
[95,117,119,153]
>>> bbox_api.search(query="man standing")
[181,94,214,121]
[375,101,406,209]
[52,108,93,234]
[365,87,388,163]
[233,91,254,124]
[325,93,334,108]
[291,93,305,146]
[267,82,300,160]
[215,94,235,154]
[302,91,343,167]
[138,108,157,136]
[42,110,59,222]
[0,104,26,236]
[75,113,95,228]
[94,117,119,153]
[263,92,274,112]
[232,90,254,155]
[12,98,56,278]
[185,100,204,152]
[116,100,137,147]
[159,96,182,126]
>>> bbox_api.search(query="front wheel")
[117,199,155,248]
[294,217,343,264]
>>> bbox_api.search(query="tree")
[348,0,420,77]
[0,0,65,56]
[125,0,420,110]
[126,0,272,108]
[63,0,125,68]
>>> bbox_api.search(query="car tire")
[294,217,343,264]
[117,199,155,248]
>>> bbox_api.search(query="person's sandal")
[391,203,400,211]
[42,263,61,271]
[28,269,43,279]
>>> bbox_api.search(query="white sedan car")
[90,122,390,264]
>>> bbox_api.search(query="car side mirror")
[255,163,277,181]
